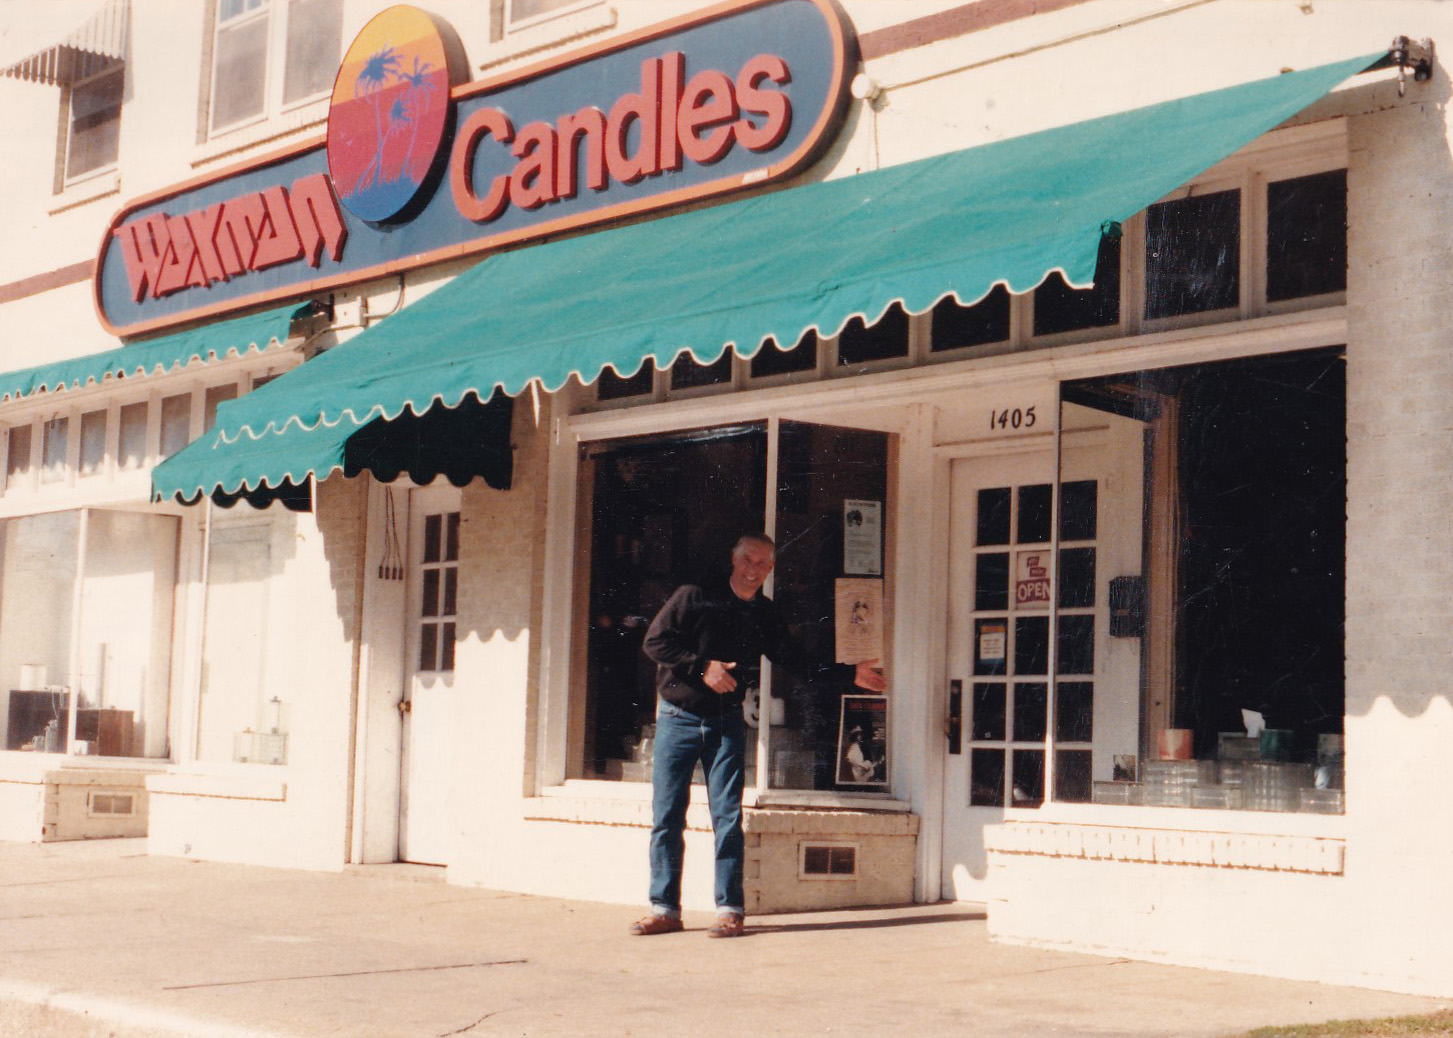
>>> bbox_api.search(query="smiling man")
[632,533,885,939]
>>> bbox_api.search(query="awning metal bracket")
[1384,36,1435,97]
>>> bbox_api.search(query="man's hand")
[853,659,887,692]
[704,660,738,694]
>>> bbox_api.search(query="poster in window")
[834,577,883,664]
[978,621,1006,664]
[837,694,888,787]
[843,499,882,575]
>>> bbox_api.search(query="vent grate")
[801,843,857,877]
[88,792,136,817]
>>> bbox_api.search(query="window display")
[1060,348,1346,812]
[0,510,177,759]
[576,419,893,790]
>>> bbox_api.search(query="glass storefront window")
[576,420,893,791]
[197,512,293,765]
[1056,348,1346,813]
[0,510,177,759]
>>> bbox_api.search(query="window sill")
[49,171,121,216]
[1006,801,1347,838]
[147,766,288,802]
[482,3,617,71]
[986,805,1347,875]
[534,780,914,821]
[194,103,328,170]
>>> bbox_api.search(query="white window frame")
[60,61,124,190]
[207,0,341,138]
[505,0,604,34]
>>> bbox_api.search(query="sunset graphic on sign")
[327,5,454,223]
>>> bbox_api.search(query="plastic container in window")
[1092,781,1141,805]
[1299,787,1345,814]
[1190,784,1243,810]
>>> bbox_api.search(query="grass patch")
[1244,1010,1453,1037]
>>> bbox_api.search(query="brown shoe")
[629,913,684,936]
[706,912,745,938]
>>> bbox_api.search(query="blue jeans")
[648,702,746,915]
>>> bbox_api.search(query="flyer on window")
[837,694,889,787]
[834,577,883,664]
[842,499,882,575]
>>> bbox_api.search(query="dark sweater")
[641,577,805,718]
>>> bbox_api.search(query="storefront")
[2,0,1451,999]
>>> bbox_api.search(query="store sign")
[1015,550,1051,608]
[94,0,856,337]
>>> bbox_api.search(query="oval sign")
[327,5,458,223]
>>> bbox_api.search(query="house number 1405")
[990,406,1037,431]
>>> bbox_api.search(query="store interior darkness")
[1065,347,1346,764]
[580,421,890,788]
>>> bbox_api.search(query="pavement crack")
[162,959,528,991]
[440,1009,502,1036]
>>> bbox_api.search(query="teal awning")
[153,389,514,503]
[0,302,302,404]
[153,52,1378,503]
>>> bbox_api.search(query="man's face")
[730,541,775,598]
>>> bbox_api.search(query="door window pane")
[1011,749,1044,807]
[971,682,1005,741]
[975,487,1011,546]
[1013,616,1048,675]
[1012,682,1047,742]
[970,747,1005,806]
[974,552,1009,611]
[1016,484,1052,544]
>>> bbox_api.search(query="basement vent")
[800,843,857,879]
[87,792,136,817]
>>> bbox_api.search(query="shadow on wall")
[1344,63,1453,721]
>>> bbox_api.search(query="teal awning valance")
[153,52,1378,503]
[0,302,302,405]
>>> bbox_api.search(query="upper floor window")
[209,0,343,135]
[507,0,601,31]
[63,63,123,184]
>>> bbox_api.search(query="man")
[630,533,886,938]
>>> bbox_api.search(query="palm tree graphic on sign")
[397,56,437,182]
[352,45,401,194]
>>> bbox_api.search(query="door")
[940,423,1141,901]
[399,484,462,864]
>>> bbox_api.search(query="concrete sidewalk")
[0,839,1445,1038]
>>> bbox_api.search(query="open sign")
[1015,550,1051,609]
